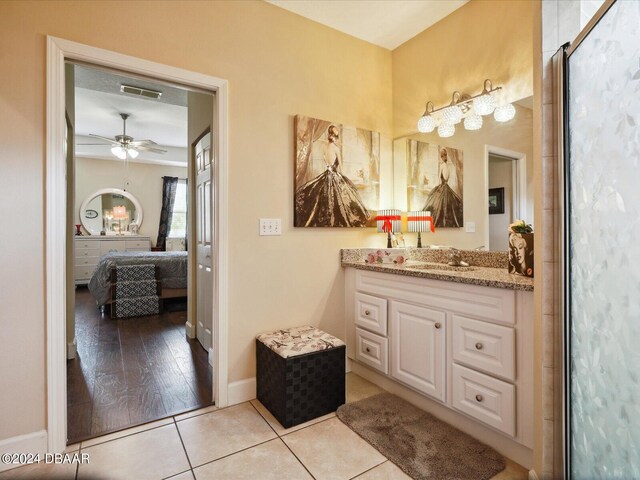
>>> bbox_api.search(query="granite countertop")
[341,248,534,292]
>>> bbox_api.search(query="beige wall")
[392,0,535,138]
[74,157,187,245]
[0,0,392,441]
[394,105,533,250]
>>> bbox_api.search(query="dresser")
[74,236,151,285]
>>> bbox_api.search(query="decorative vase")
[75,224,83,236]
[508,232,534,277]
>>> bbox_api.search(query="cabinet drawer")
[355,292,387,336]
[100,241,126,254]
[355,327,388,374]
[125,239,149,249]
[452,364,515,436]
[126,247,149,252]
[75,247,100,258]
[75,239,98,249]
[74,265,96,281]
[453,315,515,381]
[75,256,99,267]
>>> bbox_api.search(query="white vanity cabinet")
[390,301,446,401]
[74,236,151,285]
[345,267,533,449]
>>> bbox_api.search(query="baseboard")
[208,347,214,367]
[346,356,352,373]
[185,320,196,339]
[67,337,77,360]
[228,377,256,405]
[529,469,540,480]
[0,430,47,473]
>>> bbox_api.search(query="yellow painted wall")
[392,0,535,137]
[0,0,392,440]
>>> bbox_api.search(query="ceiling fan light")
[494,103,516,122]
[417,114,436,133]
[111,146,126,160]
[127,148,139,159]
[474,93,496,116]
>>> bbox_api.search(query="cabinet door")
[390,301,446,402]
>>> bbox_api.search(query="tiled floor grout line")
[77,420,174,449]
[277,436,317,480]
[348,459,389,479]
[187,437,279,472]
[249,400,336,438]
[172,417,195,473]
[161,467,194,480]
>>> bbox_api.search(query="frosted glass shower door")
[566,0,640,478]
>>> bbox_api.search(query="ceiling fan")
[80,113,167,159]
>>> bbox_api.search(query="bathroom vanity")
[342,248,534,465]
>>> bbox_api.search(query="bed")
[88,251,188,307]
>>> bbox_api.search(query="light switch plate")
[259,218,282,236]
[465,221,476,233]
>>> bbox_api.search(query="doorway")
[46,36,228,453]
[66,63,218,443]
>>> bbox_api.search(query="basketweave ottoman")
[256,326,345,428]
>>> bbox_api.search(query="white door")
[195,133,213,353]
[390,301,446,401]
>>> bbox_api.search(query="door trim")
[46,36,229,453]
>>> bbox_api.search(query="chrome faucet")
[474,245,485,251]
[448,248,470,267]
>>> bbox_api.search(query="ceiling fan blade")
[89,134,119,145]
[130,139,158,146]
[135,145,167,154]
[77,143,116,146]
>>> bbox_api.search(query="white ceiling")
[74,66,188,166]
[266,0,469,50]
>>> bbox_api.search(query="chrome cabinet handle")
[475,394,483,402]
[475,342,483,350]
[435,322,441,329]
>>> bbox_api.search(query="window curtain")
[157,176,178,250]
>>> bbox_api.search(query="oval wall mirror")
[79,188,143,235]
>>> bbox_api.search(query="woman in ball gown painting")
[295,125,370,227]
[423,148,463,228]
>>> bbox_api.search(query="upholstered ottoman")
[256,326,345,428]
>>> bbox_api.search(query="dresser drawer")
[452,315,515,381]
[355,327,388,374]
[355,292,387,336]
[126,247,149,252]
[452,364,515,436]
[75,256,99,267]
[100,241,126,254]
[75,239,98,249]
[125,239,149,250]
[74,265,96,281]
[75,247,100,258]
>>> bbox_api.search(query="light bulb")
[440,105,462,125]
[474,93,496,116]
[437,124,455,138]
[494,103,516,122]
[127,148,139,159]
[111,146,126,160]
[464,114,483,131]
[417,114,436,133]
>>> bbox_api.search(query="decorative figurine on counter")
[508,220,534,277]
[75,224,83,236]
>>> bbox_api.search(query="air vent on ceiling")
[120,84,163,99]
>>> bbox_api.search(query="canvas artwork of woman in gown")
[423,148,463,228]
[295,125,370,227]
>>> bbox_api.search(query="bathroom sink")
[405,263,476,272]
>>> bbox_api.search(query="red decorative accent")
[407,216,435,233]
[375,215,401,233]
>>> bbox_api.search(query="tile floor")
[0,374,528,480]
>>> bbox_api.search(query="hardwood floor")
[67,287,212,444]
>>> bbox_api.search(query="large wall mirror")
[392,96,533,251]
[79,188,143,235]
